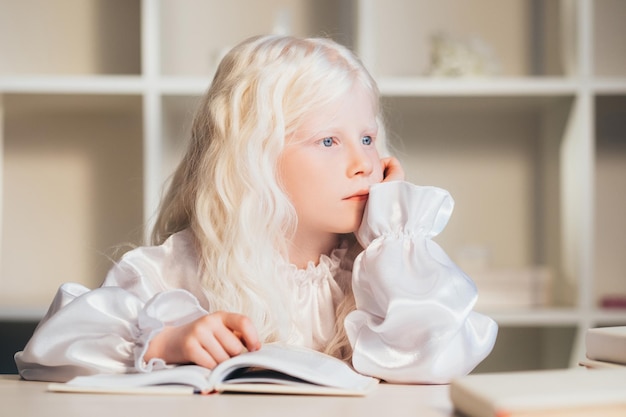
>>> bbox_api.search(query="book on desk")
[579,325,626,369]
[47,343,379,396]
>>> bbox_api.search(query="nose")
[346,142,373,178]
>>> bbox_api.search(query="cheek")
[277,155,297,198]
[280,169,304,202]
[278,154,317,204]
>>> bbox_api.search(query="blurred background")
[0,0,625,374]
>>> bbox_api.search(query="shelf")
[0,76,145,95]
[485,308,581,326]
[153,76,584,97]
[157,77,213,95]
[484,308,626,327]
[592,79,626,94]
[592,310,626,325]
[378,77,580,97]
[5,75,619,98]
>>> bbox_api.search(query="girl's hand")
[145,311,261,369]
[380,157,405,182]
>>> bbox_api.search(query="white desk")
[1,375,455,417]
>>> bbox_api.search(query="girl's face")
[279,84,384,239]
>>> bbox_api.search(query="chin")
[344,219,364,234]
[331,212,365,234]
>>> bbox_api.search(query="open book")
[450,368,626,417]
[47,343,378,396]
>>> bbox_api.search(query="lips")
[344,191,369,201]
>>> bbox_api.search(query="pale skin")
[145,84,404,369]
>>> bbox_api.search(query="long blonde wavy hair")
[151,35,389,360]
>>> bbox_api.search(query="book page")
[208,343,378,391]
[55,365,213,392]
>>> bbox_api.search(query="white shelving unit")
[1,0,625,372]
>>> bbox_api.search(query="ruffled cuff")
[356,181,454,246]
[346,181,497,383]
[135,289,209,372]
[16,285,208,382]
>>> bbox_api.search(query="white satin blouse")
[15,181,497,384]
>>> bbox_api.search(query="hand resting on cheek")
[380,157,405,183]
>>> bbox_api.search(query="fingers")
[184,312,261,369]
[147,311,261,369]
[184,336,220,369]
[380,157,405,182]
[221,312,261,352]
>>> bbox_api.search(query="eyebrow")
[322,121,378,133]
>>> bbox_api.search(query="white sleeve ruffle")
[14,237,208,382]
[345,181,498,384]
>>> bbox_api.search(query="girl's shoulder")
[120,229,196,261]
[108,229,198,279]
[102,228,202,297]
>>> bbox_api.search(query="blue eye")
[322,137,333,147]
[362,136,373,145]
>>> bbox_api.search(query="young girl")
[15,35,497,384]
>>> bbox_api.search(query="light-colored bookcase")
[1,0,625,372]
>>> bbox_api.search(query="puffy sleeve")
[345,181,498,384]
[14,231,209,382]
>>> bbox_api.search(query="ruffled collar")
[283,246,349,285]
